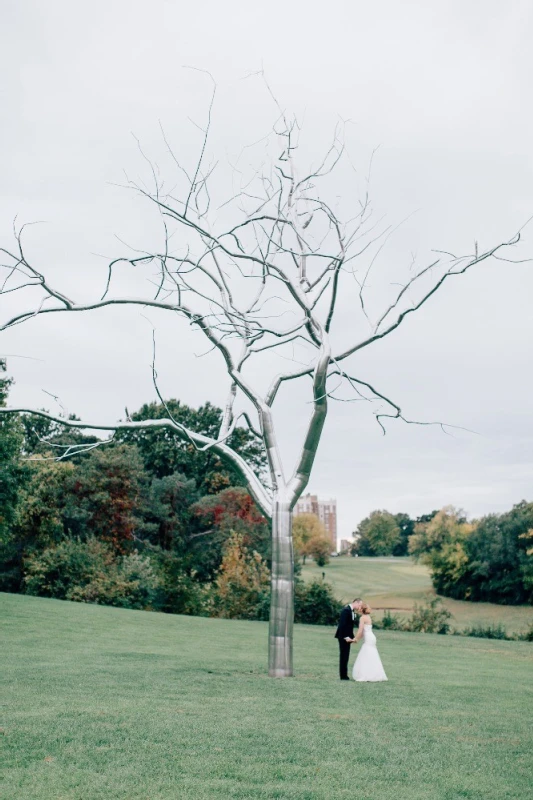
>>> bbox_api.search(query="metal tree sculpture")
[0,98,525,676]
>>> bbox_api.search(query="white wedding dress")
[352,624,388,682]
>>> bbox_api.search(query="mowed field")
[1,592,532,800]
[301,556,533,635]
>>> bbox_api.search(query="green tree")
[2,457,74,592]
[3,443,154,590]
[392,512,415,556]
[354,510,401,556]
[0,361,29,590]
[140,472,198,552]
[63,444,151,552]
[116,400,266,493]
[15,458,74,546]
[149,549,210,616]
[20,411,100,457]
[429,502,533,604]
[465,502,533,604]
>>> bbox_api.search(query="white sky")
[2,0,533,542]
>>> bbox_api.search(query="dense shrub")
[151,549,211,616]
[373,609,405,631]
[294,579,340,625]
[24,538,160,609]
[458,623,511,640]
[114,550,161,608]
[453,622,533,641]
[517,622,533,642]
[244,578,342,626]
[407,596,452,634]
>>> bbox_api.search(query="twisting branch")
[337,234,522,360]
[24,430,116,462]
[327,367,475,437]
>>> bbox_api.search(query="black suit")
[334,605,357,679]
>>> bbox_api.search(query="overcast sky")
[2,1,533,542]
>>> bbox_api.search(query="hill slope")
[1,592,532,799]
[301,556,533,633]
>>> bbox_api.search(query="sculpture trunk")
[268,497,294,677]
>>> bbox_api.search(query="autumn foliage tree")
[190,486,270,580]
[408,507,472,562]
[293,513,331,566]
[213,531,270,620]
[65,445,149,553]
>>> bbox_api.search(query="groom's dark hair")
[353,598,362,604]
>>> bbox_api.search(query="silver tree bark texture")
[269,497,294,677]
[0,84,527,676]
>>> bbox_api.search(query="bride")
[352,602,388,682]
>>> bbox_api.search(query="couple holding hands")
[334,598,388,682]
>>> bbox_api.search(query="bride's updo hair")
[360,602,372,615]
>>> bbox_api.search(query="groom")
[334,598,362,680]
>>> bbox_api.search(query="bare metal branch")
[0,406,272,516]
[1,93,527,678]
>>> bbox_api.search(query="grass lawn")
[1,593,532,800]
[301,556,533,635]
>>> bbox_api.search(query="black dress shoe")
[340,677,350,681]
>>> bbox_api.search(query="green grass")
[1,593,532,799]
[302,556,533,635]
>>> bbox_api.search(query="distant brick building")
[340,539,352,553]
[294,494,337,551]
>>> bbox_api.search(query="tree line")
[2,361,531,617]
[352,506,533,605]
[0,365,338,624]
